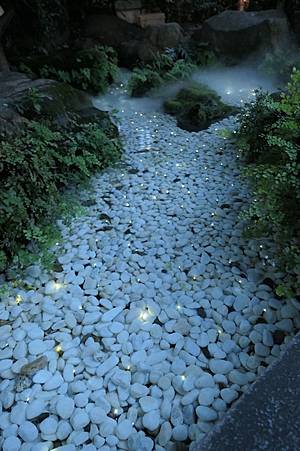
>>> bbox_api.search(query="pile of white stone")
[0,109,299,451]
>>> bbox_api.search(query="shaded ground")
[194,331,300,451]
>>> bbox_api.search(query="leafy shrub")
[0,117,122,271]
[187,41,218,68]
[237,69,300,294]
[128,53,198,97]
[20,46,118,94]
[128,67,163,97]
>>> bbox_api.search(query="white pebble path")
[0,102,300,451]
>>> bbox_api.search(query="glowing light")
[139,309,150,321]
[176,304,182,310]
[53,282,64,291]
[15,295,22,305]
[114,408,119,415]
[55,344,62,353]
[181,375,186,381]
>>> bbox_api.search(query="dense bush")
[0,116,122,271]
[237,69,300,295]
[20,46,118,94]
[128,53,198,97]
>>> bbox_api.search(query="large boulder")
[145,23,184,49]
[0,72,117,136]
[119,39,159,66]
[82,15,184,66]
[199,9,291,61]
[83,14,144,48]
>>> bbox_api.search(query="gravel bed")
[0,105,299,451]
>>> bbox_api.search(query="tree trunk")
[0,41,9,71]
[0,8,14,72]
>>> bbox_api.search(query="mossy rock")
[164,83,237,132]
[0,72,117,137]
[38,82,91,118]
[34,84,118,135]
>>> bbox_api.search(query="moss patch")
[164,83,237,132]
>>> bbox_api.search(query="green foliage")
[164,82,236,131]
[128,67,163,97]
[187,42,218,68]
[237,69,300,294]
[21,46,118,94]
[16,88,43,118]
[258,49,300,83]
[128,53,198,97]
[0,116,122,271]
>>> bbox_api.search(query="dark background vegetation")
[1,1,299,61]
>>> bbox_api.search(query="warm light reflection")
[15,295,22,304]
[55,344,62,353]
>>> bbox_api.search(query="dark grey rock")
[199,9,291,61]
[195,332,300,451]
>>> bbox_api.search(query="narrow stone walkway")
[0,107,300,451]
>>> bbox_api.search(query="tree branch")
[0,8,14,38]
